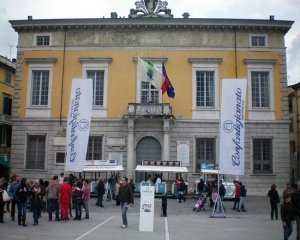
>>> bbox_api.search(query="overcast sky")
[0,0,299,84]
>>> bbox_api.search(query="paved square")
[0,196,294,240]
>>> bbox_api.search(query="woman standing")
[16,178,30,226]
[29,179,45,226]
[115,180,121,206]
[178,176,186,203]
[205,181,212,209]
[268,183,280,220]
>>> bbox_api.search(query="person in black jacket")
[119,177,134,229]
[16,178,30,226]
[29,179,46,226]
[281,195,295,240]
[292,182,300,240]
[198,177,204,197]
[218,180,226,212]
[95,177,105,208]
[267,183,280,220]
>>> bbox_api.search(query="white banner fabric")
[219,79,247,175]
[65,78,93,172]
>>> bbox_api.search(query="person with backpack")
[237,182,247,212]
[178,176,186,203]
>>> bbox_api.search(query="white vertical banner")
[139,186,155,232]
[219,79,247,175]
[65,78,93,172]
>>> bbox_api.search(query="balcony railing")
[0,114,12,125]
[124,103,173,119]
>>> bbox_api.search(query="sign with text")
[177,141,190,163]
[142,160,181,166]
[219,78,247,175]
[65,78,93,172]
[139,186,155,232]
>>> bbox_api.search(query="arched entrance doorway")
[135,136,161,182]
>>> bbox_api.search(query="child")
[193,197,203,212]
[211,188,218,209]
[281,195,295,240]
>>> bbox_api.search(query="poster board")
[139,186,155,232]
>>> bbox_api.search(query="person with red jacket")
[231,180,241,210]
[59,177,72,222]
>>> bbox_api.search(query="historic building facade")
[0,55,15,179]
[9,1,293,195]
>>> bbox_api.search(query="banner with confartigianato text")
[219,79,247,175]
[65,78,93,172]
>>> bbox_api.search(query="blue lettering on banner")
[231,88,244,166]
[68,88,82,163]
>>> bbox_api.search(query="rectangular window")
[141,81,159,103]
[196,71,214,108]
[31,70,49,106]
[290,141,296,158]
[251,72,269,108]
[289,99,293,113]
[3,94,12,115]
[4,72,11,85]
[290,118,293,132]
[253,138,272,174]
[55,152,66,164]
[251,36,266,46]
[195,137,216,172]
[87,70,104,106]
[26,135,46,169]
[86,136,103,160]
[36,36,50,46]
[0,128,7,147]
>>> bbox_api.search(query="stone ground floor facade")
[10,117,289,195]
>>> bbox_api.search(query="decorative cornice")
[24,58,57,63]
[243,59,277,64]
[78,58,112,63]
[133,57,167,62]
[9,18,294,34]
[188,58,223,63]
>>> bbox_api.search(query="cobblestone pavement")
[0,195,294,240]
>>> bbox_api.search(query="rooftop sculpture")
[129,0,173,18]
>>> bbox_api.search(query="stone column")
[126,118,135,179]
[162,119,170,160]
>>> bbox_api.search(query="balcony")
[124,103,174,119]
[0,114,12,125]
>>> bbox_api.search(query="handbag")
[2,190,10,202]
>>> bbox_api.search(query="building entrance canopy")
[0,155,10,167]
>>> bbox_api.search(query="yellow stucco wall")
[18,49,283,119]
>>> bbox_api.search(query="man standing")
[8,176,20,221]
[82,179,91,219]
[292,182,300,240]
[237,182,247,212]
[231,180,240,210]
[46,175,60,221]
[119,177,134,229]
[218,180,226,212]
[59,177,72,222]
[283,183,294,198]
[108,173,117,200]
[95,177,105,208]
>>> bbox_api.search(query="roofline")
[9,18,294,34]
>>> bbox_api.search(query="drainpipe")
[60,28,67,125]
[234,27,237,78]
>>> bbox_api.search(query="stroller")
[192,193,207,212]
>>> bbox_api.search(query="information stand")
[139,186,155,232]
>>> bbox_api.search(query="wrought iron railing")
[125,103,173,119]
